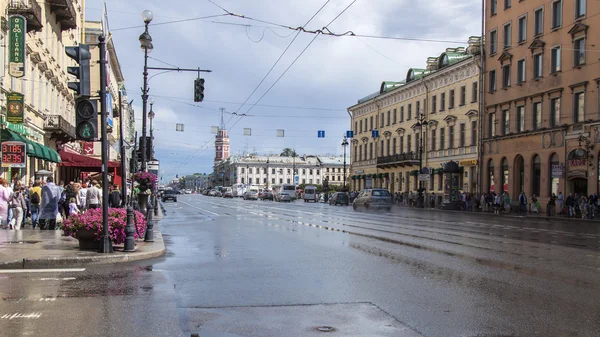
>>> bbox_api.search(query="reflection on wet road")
[0,194,598,337]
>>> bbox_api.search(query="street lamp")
[266,158,270,190]
[414,113,428,208]
[148,99,155,160]
[139,9,153,172]
[341,136,349,191]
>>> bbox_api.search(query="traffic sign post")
[418,174,431,182]
[346,130,354,138]
[318,130,325,138]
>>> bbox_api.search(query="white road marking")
[179,201,220,216]
[1,313,42,319]
[39,277,76,281]
[38,298,56,302]
[0,268,85,274]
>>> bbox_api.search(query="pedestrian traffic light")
[75,98,98,140]
[65,44,91,97]
[194,78,205,102]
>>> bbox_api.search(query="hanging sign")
[6,92,24,124]
[8,15,26,78]
[2,141,27,168]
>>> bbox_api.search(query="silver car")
[276,192,291,202]
[352,189,392,211]
[243,191,258,200]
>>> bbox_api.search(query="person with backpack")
[109,184,122,208]
[29,181,42,229]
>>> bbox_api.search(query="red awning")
[58,151,120,172]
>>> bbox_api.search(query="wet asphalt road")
[1,194,599,337]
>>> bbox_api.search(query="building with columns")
[348,37,482,198]
[483,0,600,211]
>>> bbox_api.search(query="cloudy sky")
[85,0,481,183]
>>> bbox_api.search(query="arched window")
[488,159,495,192]
[532,155,541,196]
[549,153,559,196]
[514,155,525,195]
[501,157,509,193]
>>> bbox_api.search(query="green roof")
[439,52,471,68]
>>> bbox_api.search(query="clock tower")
[214,128,230,164]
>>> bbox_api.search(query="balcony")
[48,0,77,30]
[44,115,76,142]
[376,152,420,169]
[7,0,43,32]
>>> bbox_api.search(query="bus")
[232,183,246,197]
[281,184,297,200]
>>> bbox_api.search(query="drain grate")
[315,326,336,333]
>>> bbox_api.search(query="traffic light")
[65,44,91,97]
[75,98,98,140]
[194,78,205,102]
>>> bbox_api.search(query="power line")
[150,94,345,111]
[111,14,230,31]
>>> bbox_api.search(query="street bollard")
[153,194,159,216]
[144,204,154,242]
[124,206,136,252]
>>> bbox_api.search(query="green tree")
[280,148,297,157]
[178,177,186,189]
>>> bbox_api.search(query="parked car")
[260,191,273,200]
[243,190,259,200]
[352,189,392,211]
[162,190,178,203]
[329,192,349,206]
[223,191,234,198]
[275,192,291,202]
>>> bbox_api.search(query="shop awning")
[58,151,120,172]
[1,129,61,163]
[410,170,419,176]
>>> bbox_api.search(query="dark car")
[260,191,273,201]
[329,192,349,206]
[162,190,178,202]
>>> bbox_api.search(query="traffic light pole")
[99,35,113,253]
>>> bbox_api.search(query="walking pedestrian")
[86,181,101,209]
[29,181,42,229]
[8,187,26,230]
[518,191,527,215]
[557,192,564,214]
[0,178,12,229]
[109,184,122,208]
[39,177,61,230]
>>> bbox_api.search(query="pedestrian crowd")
[0,176,125,231]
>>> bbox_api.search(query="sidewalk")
[0,206,166,269]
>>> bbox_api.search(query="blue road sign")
[318,130,325,138]
[346,130,354,138]
[372,130,379,138]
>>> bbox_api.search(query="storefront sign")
[551,164,564,178]
[83,142,94,155]
[354,170,364,174]
[568,159,587,167]
[1,141,27,168]
[418,174,430,181]
[6,92,24,124]
[459,159,478,166]
[8,15,26,78]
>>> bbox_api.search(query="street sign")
[372,130,379,138]
[418,174,431,181]
[6,92,24,124]
[8,15,26,78]
[318,130,325,138]
[294,175,300,184]
[276,129,284,137]
[211,126,219,134]
[243,128,252,136]
[176,123,184,131]
[346,130,354,138]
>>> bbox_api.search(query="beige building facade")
[349,38,482,198]
[483,0,600,210]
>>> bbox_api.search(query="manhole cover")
[3,240,41,244]
[315,326,336,333]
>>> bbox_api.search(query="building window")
[249,178,253,184]
[503,109,510,134]
[574,38,585,66]
[359,120,363,133]
[438,174,443,191]
[309,169,313,175]
[431,129,437,151]
[369,143,373,159]
[416,101,420,115]
[517,59,525,84]
[533,102,542,130]
[370,116,373,130]
[449,126,455,148]
[518,15,527,43]
[407,135,412,153]
[302,169,306,174]
[440,93,446,111]
[386,138,390,156]
[354,146,358,161]
[400,106,404,121]
[552,0,562,28]
[287,178,290,184]
[549,153,559,197]
[241,168,245,174]
[550,97,560,127]
[489,70,497,92]
[551,46,561,73]
[533,53,542,79]
[408,104,412,120]
[386,111,390,126]
[504,0,511,9]
[449,89,455,108]
[489,113,496,137]
[393,109,397,124]
[471,121,477,146]
[576,0,586,18]
[380,113,384,128]
[517,106,525,132]
[440,128,445,149]
[459,124,466,147]
[460,86,466,106]
[249,168,253,174]
[491,0,497,16]
[472,82,478,102]
[574,92,585,123]
[502,64,511,88]
[392,137,397,155]
[534,8,543,36]
[400,136,404,153]
[490,30,497,55]
[380,140,384,157]
[241,178,245,184]
[503,22,511,49]
[532,155,541,196]
[432,95,437,113]
[355,121,358,134]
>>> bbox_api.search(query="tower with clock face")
[214,129,230,165]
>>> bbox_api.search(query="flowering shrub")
[133,171,157,188]
[61,208,147,244]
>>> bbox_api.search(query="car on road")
[223,191,234,198]
[352,189,392,211]
[260,191,273,201]
[329,192,349,206]
[275,192,291,202]
[162,190,178,203]
[243,190,259,200]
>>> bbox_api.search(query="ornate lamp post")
[148,99,155,160]
[139,9,153,172]
[266,158,270,190]
[341,136,349,191]
[414,114,428,208]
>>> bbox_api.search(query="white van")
[303,185,317,202]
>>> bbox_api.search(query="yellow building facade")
[349,37,482,199]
